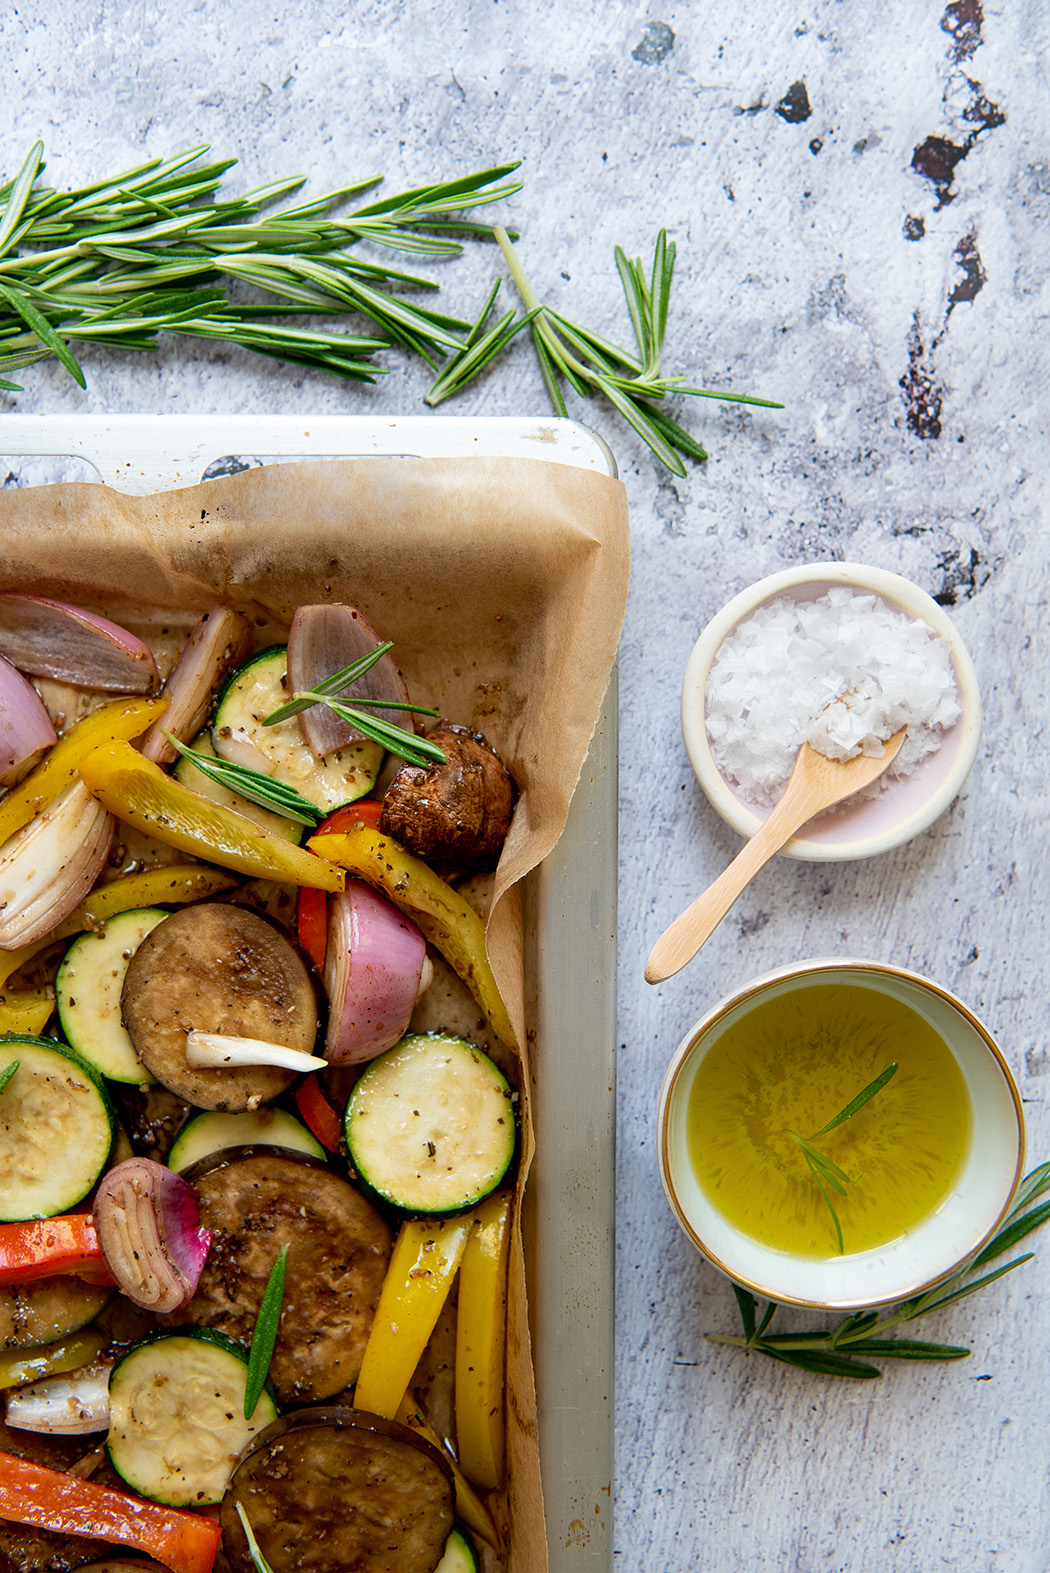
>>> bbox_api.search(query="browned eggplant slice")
[161,1148,391,1403]
[220,1407,454,1573]
[120,905,320,1112]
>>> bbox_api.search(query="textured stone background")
[4,2,1050,1569]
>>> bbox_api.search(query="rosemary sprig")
[244,1243,289,1420]
[708,1161,1050,1379]
[162,731,321,827]
[426,224,783,476]
[789,1063,898,1254]
[0,141,520,389]
[235,1502,277,1573]
[262,644,445,770]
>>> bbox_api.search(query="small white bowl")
[681,562,982,861]
[658,959,1024,1311]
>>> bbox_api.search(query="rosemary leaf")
[840,1339,970,1361]
[908,1253,1035,1317]
[0,142,44,260]
[759,1346,881,1380]
[244,1243,289,1420]
[0,280,85,386]
[0,1062,20,1095]
[971,1199,1050,1268]
[807,1064,898,1140]
[732,1283,757,1342]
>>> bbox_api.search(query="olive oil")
[687,983,972,1257]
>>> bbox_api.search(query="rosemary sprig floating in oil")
[789,1062,898,1254]
[708,1160,1050,1379]
[262,644,445,769]
[161,731,322,827]
[0,141,521,390]
[427,224,783,476]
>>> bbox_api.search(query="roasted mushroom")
[379,721,515,872]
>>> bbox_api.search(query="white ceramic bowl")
[681,562,982,861]
[658,959,1024,1311]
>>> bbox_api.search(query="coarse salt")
[705,586,962,807]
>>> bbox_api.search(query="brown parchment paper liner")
[0,453,629,1573]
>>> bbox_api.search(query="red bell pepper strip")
[314,798,384,836]
[0,1451,220,1573]
[294,1077,341,1153]
[0,1215,115,1287]
[296,884,328,971]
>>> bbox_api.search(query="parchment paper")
[0,454,630,1573]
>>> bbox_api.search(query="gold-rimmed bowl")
[658,959,1024,1310]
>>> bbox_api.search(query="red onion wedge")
[5,1360,112,1435]
[288,603,412,758]
[324,879,427,1065]
[0,595,160,693]
[0,654,56,787]
[93,1158,213,1314]
[0,781,114,950]
[139,606,254,765]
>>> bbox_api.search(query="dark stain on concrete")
[739,910,771,939]
[942,0,983,62]
[902,214,925,240]
[911,81,1004,208]
[632,21,674,64]
[775,80,812,123]
[900,318,944,440]
[932,545,989,605]
[948,231,986,311]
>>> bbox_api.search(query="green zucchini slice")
[0,1035,116,1221]
[344,1033,516,1215]
[107,1327,278,1506]
[168,1109,324,1173]
[55,907,169,1084]
[212,646,382,813]
[436,1527,480,1573]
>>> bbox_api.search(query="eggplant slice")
[120,905,320,1112]
[220,1407,454,1573]
[161,1148,392,1403]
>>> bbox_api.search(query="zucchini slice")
[173,730,305,842]
[436,1527,480,1573]
[107,1327,278,1506]
[0,1035,116,1221]
[55,907,170,1084]
[344,1033,516,1215]
[212,646,383,813]
[168,1109,324,1173]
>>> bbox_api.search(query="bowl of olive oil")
[658,960,1024,1309]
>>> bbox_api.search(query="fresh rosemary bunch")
[427,225,783,475]
[708,1160,1050,1379]
[789,1063,898,1254]
[0,141,521,390]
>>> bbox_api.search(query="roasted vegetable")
[380,721,515,873]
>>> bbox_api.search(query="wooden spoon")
[644,728,907,984]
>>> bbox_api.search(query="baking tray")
[0,412,617,1573]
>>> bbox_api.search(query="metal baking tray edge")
[0,412,617,1573]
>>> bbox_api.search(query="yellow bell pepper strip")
[396,1394,503,1553]
[0,1451,221,1573]
[78,741,345,893]
[0,1216,115,1288]
[0,990,52,1035]
[0,1328,105,1390]
[0,697,167,848]
[0,863,241,998]
[354,1215,473,1420]
[455,1192,512,1490]
[307,824,517,1048]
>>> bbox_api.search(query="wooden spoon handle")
[643,772,818,984]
